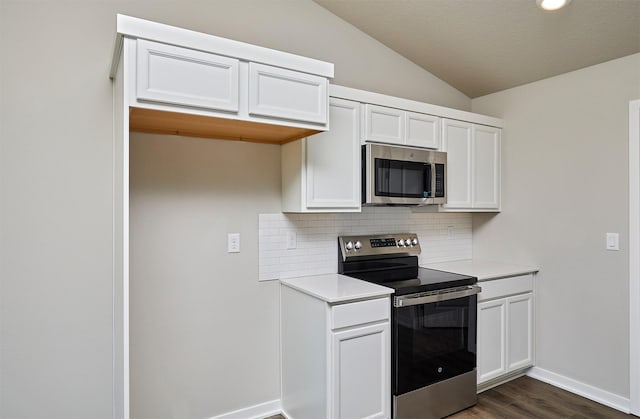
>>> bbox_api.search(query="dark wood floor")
[449,376,631,419]
[269,376,633,418]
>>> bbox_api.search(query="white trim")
[527,366,630,413]
[630,99,640,415]
[329,84,503,128]
[210,399,281,419]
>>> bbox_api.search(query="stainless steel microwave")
[362,143,447,205]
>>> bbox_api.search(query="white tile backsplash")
[258,207,472,280]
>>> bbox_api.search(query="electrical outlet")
[228,233,240,253]
[447,226,454,239]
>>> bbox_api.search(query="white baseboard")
[527,366,630,414]
[211,399,281,419]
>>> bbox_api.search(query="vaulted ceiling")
[313,0,640,98]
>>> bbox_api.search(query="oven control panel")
[339,233,421,260]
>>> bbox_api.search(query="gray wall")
[129,134,282,418]
[471,53,640,398]
[0,1,470,418]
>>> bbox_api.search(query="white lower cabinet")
[477,275,534,389]
[506,293,534,371]
[331,323,389,419]
[281,98,360,212]
[281,285,390,419]
[478,298,507,383]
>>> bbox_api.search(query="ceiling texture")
[313,0,640,98]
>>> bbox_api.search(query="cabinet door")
[331,323,390,419]
[507,293,533,371]
[442,119,472,208]
[136,39,239,112]
[477,298,507,384]
[363,104,404,145]
[305,98,360,209]
[473,125,501,209]
[248,63,328,124]
[405,111,440,149]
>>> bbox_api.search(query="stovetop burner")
[338,233,476,295]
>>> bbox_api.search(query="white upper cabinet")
[248,63,328,124]
[363,104,404,144]
[136,39,240,112]
[405,111,441,149]
[112,14,334,144]
[363,104,440,149]
[473,125,501,209]
[442,119,501,211]
[442,119,473,208]
[282,98,361,212]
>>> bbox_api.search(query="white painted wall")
[471,53,640,399]
[0,1,470,418]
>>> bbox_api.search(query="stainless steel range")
[338,233,480,419]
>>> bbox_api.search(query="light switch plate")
[228,233,240,253]
[606,232,619,251]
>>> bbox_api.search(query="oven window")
[393,295,477,395]
[375,158,428,198]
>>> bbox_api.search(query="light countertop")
[280,274,394,304]
[423,260,539,282]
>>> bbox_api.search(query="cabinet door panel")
[136,39,239,112]
[473,125,501,209]
[406,111,440,149]
[331,323,390,419]
[507,293,533,371]
[364,104,404,144]
[477,299,507,383]
[442,119,472,208]
[249,63,328,124]
[305,98,360,209]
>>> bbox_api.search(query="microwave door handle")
[424,164,431,199]
[432,163,436,199]
[428,163,435,201]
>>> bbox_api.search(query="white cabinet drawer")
[478,274,533,301]
[136,39,239,112]
[249,63,328,124]
[331,298,389,330]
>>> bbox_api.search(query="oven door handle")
[394,285,482,307]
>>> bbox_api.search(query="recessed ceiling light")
[536,0,572,11]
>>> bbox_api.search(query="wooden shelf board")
[129,107,320,144]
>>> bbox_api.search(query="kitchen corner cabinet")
[363,104,440,149]
[281,285,390,419]
[281,98,361,212]
[441,119,501,211]
[477,274,534,390]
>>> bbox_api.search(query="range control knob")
[397,239,405,247]
[412,238,419,246]
[354,240,362,250]
[345,241,354,251]
[405,238,413,246]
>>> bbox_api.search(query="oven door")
[392,286,479,396]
